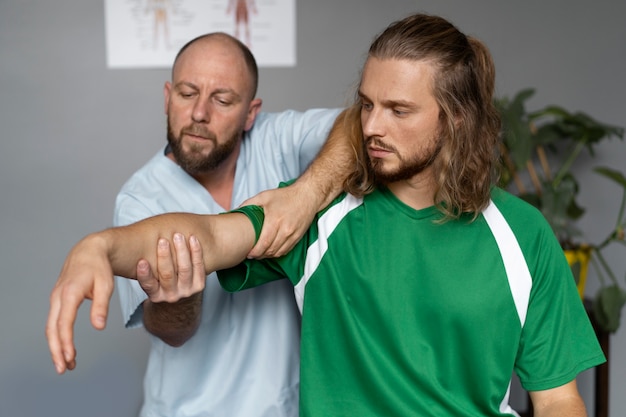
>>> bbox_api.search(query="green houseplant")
[496,88,626,332]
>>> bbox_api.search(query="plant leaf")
[540,178,582,241]
[592,285,626,333]
[594,167,626,189]
[496,89,536,169]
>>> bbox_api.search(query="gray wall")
[1,1,625,416]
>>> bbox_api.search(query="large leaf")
[534,123,565,147]
[496,89,536,169]
[530,106,624,151]
[594,167,626,189]
[540,177,583,242]
[593,285,626,333]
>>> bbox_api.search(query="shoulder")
[247,109,342,136]
[115,148,193,215]
[316,192,364,222]
[489,187,548,225]
[487,187,561,256]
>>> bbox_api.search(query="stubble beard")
[366,135,443,184]
[167,119,241,175]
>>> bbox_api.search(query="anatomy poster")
[105,0,296,68]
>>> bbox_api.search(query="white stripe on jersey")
[483,200,533,327]
[484,200,531,417]
[294,194,363,313]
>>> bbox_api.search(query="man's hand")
[46,234,115,375]
[136,233,205,303]
[242,183,317,259]
[46,211,255,371]
[138,234,206,347]
[243,108,356,259]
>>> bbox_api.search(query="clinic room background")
[1,1,625,416]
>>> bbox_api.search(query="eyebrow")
[175,81,199,91]
[175,82,242,101]
[358,90,417,109]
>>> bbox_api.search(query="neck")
[386,171,437,211]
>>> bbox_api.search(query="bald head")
[172,32,259,100]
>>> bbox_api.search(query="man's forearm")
[47,210,256,374]
[530,381,588,417]
[533,400,587,417]
[293,106,359,210]
[101,212,256,279]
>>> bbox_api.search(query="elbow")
[150,326,199,348]
[160,334,192,348]
[143,315,201,348]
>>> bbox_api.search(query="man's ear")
[244,98,263,131]
[164,82,172,114]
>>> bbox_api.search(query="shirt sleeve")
[217,203,310,293]
[227,205,265,242]
[251,108,342,179]
[113,192,155,328]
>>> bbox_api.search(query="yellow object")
[564,247,591,299]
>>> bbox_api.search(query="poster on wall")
[105,0,296,68]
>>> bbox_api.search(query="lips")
[367,139,394,158]
[183,129,215,142]
[185,132,210,140]
[181,123,216,140]
[368,147,391,159]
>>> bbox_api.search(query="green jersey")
[219,186,605,416]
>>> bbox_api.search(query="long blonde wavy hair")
[344,13,501,221]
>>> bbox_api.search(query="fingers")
[46,282,85,374]
[170,233,205,296]
[155,238,176,293]
[136,258,160,298]
[188,235,205,291]
[172,233,193,289]
[269,235,299,258]
[139,234,203,303]
[242,187,312,259]
[91,275,114,331]
[247,229,277,259]
[248,223,300,259]
[46,235,116,375]
[46,286,72,374]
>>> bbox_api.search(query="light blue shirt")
[114,109,341,417]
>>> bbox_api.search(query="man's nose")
[361,108,384,138]
[192,99,211,123]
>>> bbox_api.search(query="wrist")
[81,230,114,258]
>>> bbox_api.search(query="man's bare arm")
[46,211,256,374]
[530,380,588,417]
[135,108,361,345]
[246,106,360,258]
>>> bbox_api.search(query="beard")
[166,119,240,175]
[366,135,443,184]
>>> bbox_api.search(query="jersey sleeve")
[512,206,606,391]
[217,204,310,293]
